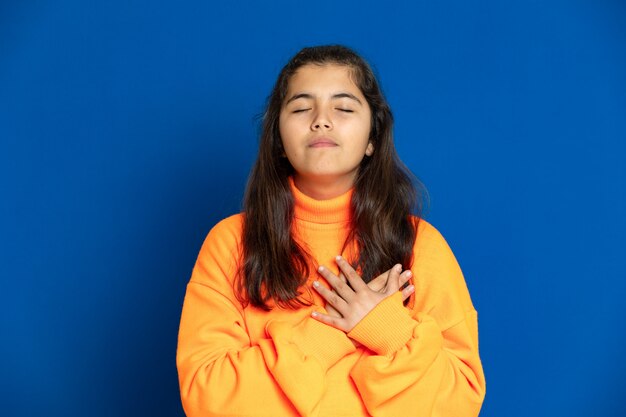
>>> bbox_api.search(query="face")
[279,64,373,199]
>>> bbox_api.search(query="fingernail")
[407,285,415,292]
[336,255,343,261]
[311,312,318,317]
[405,271,412,277]
[395,264,402,272]
[318,266,324,272]
[313,280,320,287]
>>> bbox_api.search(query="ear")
[365,142,374,156]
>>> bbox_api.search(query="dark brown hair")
[240,45,426,310]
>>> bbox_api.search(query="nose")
[311,108,332,131]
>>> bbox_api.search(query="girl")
[177,45,485,417]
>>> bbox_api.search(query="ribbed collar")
[289,177,353,224]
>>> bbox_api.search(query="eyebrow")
[285,92,363,106]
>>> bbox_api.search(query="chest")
[243,221,355,343]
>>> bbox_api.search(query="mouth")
[308,137,338,148]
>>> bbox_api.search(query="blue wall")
[1,1,625,416]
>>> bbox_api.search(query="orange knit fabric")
[176,181,486,417]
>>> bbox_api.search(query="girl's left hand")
[311,256,413,332]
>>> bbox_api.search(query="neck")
[289,176,352,224]
[293,174,356,200]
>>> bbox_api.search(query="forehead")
[286,64,361,95]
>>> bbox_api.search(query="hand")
[321,263,414,348]
[367,265,414,295]
[311,256,415,333]
[323,266,414,318]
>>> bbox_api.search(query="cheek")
[278,116,300,147]
[350,118,372,149]
[278,119,292,152]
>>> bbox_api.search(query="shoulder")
[414,218,455,254]
[409,217,475,328]
[408,217,452,257]
[204,213,244,245]
[192,213,244,284]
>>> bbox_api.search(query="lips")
[308,137,338,148]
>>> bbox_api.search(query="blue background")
[1,1,625,416]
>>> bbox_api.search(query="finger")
[325,302,342,318]
[325,289,343,318]
[398,269,413,289]
[312,280,349,312]
[335,256,367,291]
[384,264,403,293]
[337,272,352,293]
[401,284,415,301]
[318,266,354,302]
[311,311,348,332]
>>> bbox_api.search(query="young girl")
[177,45,485,417]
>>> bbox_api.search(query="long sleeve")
[176,216,357,417]
[347,222,486,417]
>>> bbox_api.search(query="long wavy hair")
[240,45,427,310]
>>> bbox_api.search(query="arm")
[176,217,356,417]
[313,222,485,417]
[348,294,484,417]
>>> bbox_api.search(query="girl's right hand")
[322,265,414,332]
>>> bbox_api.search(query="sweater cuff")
[268,317,356,371]
[347,292,416,356]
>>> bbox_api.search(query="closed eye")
[337,108,354,113]
[292,108,311,113]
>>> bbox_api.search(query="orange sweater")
[177,182,485,417]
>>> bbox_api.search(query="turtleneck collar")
[289,177,353,224]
